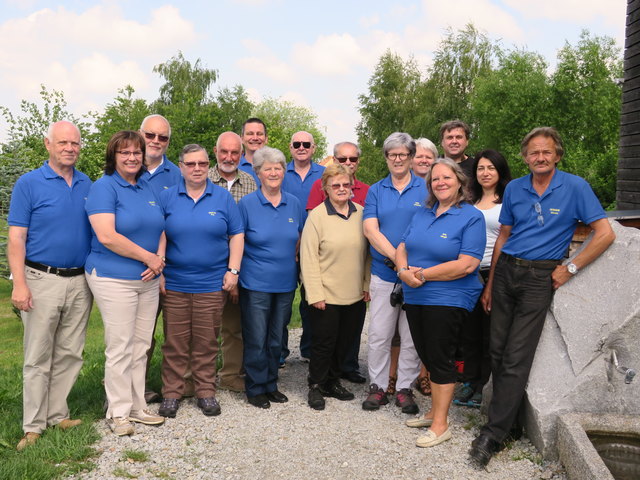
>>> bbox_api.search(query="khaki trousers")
[86,271,159,418]
[22,267,92,434]
[218,299,244,389]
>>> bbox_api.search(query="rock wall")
[524,220,640,459]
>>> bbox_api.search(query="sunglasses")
[142,131,170,143]
[292,141,312,149]
[330,182,352,190]
[180,161,210,169]
[335,156,359,163]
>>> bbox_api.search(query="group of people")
[9,116,615,469]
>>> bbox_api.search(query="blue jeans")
[240,287,294,398]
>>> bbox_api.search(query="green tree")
[356,50,423,184]
[549,31,622,207]
[252,97,327,161]
[470,49,552,177]
[424,24,499,135]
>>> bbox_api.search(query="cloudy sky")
[0,0,626,149]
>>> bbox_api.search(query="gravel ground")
[76,324,567,480]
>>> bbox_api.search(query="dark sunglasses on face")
[292,141,312,149]
[335,156,359,163]
[330,182,352,190]
[143,131,170,143]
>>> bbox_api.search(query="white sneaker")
[108,417,134,436]
[129,409,165,425]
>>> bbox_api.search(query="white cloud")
[292,34,364,75]
[280,91,311,108]
[359,14,380,29]
[503,0,625,28]
[236,39,296,83]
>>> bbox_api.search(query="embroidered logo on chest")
[440,233,448,239]
[208,211,217,216]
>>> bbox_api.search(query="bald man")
[208,132,257,391]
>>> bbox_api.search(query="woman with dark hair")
[397,158,486,447]
[85,130,166,436]
[454,149,512,408]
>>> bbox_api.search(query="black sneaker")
[308,385,326,410]
[320,381,355,401]
[196,397,221,416]
[158,398,179,418]
[362,384,389,411]
[395,388,419,414]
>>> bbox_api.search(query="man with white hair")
[8,121,93,451]
[139,114,181,196]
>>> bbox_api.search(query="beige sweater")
[300,202,370,305]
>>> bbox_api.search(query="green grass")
[0,277,302,479]
[122,449,150,463]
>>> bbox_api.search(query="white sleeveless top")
[475,203,502,269]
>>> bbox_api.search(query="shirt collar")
[256,188,287,206]
[324,198,356,219]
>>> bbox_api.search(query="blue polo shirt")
[140,155,181,199]
[282,160,325,223]
[401,203,485,311]
[363,173,427,283]
[239,155,260,185]
[238,189,303,292]
[500,170,606,260]
[8,161,92,268]
[159,179,244,293]
[85,171,164,280]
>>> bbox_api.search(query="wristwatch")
[567,263,578,275]
[227,268,240,275]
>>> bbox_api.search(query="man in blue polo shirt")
[281,131,325,365]
[239,117,268,184]
[469,127,616,467]
[138,114,182,403]
[8,121,93,451]
[139,114,181,197]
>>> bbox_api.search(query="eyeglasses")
[329,182,352,190]
[117,150,143,158]
[386,152,410,161]
[292,141,312,149]
[335,156,359,163]
[181,161,210,169]
[534,202,544,226]
[142,131,170,143]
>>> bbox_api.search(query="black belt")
[25,260,85,277]
[501,254,561,270]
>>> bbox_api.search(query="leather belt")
[502,254,561,270]
[25,259,85,277]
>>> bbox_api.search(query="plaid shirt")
[208,166,257,203]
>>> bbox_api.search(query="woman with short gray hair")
[237,146,304,409]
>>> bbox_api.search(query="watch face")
[567,263,577,274]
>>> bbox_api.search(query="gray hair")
[46,120,81,142]
[253,146,286,174]
[290,131,314,143]
[179,144,208,163]
[383,132,416,157]
[425,157,471,208]
[415,137,438,159]
[333,141,361,157]
[140,114,172,137]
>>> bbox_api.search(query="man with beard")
[208,132,257,391]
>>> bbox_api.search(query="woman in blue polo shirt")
[157,144,244,419]
[362,132,426,415]
[85,131,166,436]
[238,146,303,409]
[396,158,486,448]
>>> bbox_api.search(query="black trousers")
[460,269,491,393]
[480,254,555,443]
[405,304,468,385]
[308,301,366,386]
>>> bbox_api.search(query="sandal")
[417,372,431,396]
[386,376,397,396]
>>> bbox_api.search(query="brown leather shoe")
[57,418,82,430]
[17,432,40,451]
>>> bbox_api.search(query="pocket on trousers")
[25,268,45,281]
